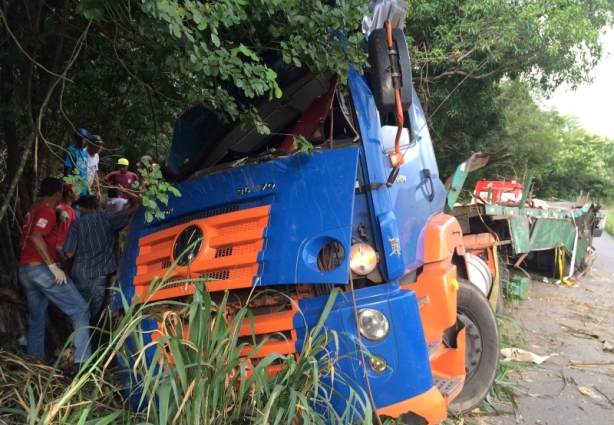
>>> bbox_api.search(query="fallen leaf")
[501,347,551,364]
[579,387,599,397]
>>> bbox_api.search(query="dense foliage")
[404,0,614,183]
[452,80,614,204]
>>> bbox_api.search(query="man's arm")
[63,222,78,259]
[63,149,74,176]
[93,172,101,200]
[30,231,56,265]
[31,231,67,284]
[127,196,143,216]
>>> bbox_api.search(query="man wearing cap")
[104,158,139,199]
[18,177,92,375]
[85,135,103,201]
[63,127,90,196]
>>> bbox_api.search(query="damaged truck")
[112,7,501,424]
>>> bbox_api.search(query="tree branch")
[0,18,92,223]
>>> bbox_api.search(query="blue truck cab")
[113,21,499,424]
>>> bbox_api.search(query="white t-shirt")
[104,197,128,213]
[86,152,99,184]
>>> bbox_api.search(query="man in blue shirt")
[63,127,90,196]
[63,194,141,324]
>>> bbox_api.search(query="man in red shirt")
[104,158,139,199]
[18,177,92,375]
[55,183,78,259]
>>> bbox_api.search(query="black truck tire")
[448,278,500,414]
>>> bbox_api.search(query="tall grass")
[0,279,374,425]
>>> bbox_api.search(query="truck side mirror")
[368,27,413,113]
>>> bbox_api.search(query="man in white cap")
[104,158,138,199]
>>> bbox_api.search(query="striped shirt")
[63,210,130,278]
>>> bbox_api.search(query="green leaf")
[75,0,105,21]
[238,44,258,61]
[82,411,122,425]
[192,9,202,24]
[211,32,220,48]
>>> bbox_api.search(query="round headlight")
[368,355,388,373]
[349,243,377,275]
[358,308,390,341]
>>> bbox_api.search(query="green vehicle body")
[445,153,605,277]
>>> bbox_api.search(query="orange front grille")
[150,303,300,378]
[133,205,270,303]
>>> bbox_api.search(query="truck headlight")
[349,243,377,275]
[358,308,390,341]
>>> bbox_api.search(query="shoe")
[63,363,82,379]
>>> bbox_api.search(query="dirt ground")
[472,232,614,425]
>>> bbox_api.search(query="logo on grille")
[173,225,204,266]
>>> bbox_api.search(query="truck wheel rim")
[458,311,483,380]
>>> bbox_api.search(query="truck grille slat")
[144,201,264,234]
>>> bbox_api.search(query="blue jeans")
[73,275,107,325]
[18,264,92,363]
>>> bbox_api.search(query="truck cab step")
[433,376,463,399]
[427,340,441,358]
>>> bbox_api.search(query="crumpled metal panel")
[529,219,576,252]
[509,216,530,254]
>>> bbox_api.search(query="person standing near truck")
[18,177,92,375]
[63,127,90,196]
[136,154,157,186]
[63,194,142,324]
[104,158,138,199]
[85,135,103,201]
[104,187,128,213]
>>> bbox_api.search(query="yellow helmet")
[117,158,129,166]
